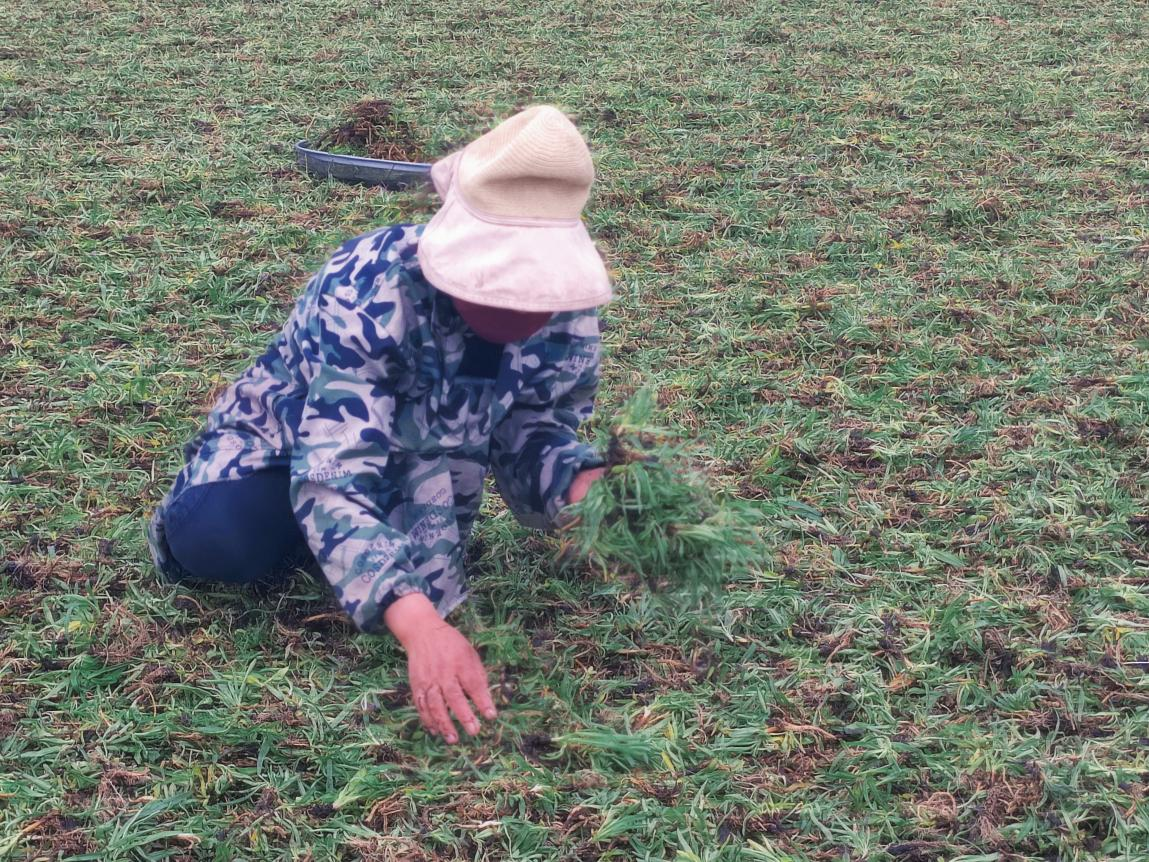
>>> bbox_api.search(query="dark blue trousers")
[163,469,314,586]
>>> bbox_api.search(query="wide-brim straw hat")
[418,105,613,313]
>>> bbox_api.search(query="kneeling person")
[148,106,612,743]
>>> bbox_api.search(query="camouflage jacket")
[148,224,604,632]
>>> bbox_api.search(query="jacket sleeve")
[488,310,605,530]
[289,257,430,633]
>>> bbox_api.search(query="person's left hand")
[568,467,607,505]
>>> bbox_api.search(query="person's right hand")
[383,593,497,744]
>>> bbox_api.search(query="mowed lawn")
[2,0,1149,859]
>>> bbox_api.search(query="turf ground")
[2,0,1149,859]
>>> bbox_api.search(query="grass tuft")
[561,389,765,599]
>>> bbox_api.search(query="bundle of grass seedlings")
[559,390,765,598]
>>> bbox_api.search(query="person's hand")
[384,593,496,744]
[568,467,607,505]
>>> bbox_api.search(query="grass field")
[3,0,1149,859]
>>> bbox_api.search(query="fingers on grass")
[413,691,437,737]
[461,656,497,720]
[441,680,480,737]
[425,686,458,744]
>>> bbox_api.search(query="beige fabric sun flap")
[418,106,613,312]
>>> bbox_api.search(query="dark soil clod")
[2,561,37,588]
[519,732,555,761]
[887,841,949,861]
[367,743,401,764]
[307,802,336,820]
[208,200,260,220]
[314,99,423,162]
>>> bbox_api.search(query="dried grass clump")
[313,99,423,161]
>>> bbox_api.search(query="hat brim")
[417,156,612,313]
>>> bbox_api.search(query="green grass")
[2,0,1148,859]
[561,389,766,599]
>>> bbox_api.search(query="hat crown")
[457,106,594,220]
[418,105,612,313]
